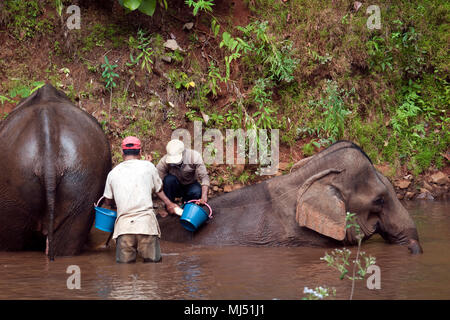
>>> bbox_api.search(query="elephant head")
[269,141,423,254]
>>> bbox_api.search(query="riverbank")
[0,0,448,199]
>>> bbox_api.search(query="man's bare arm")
[156,190,179,215]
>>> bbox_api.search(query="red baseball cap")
[121,136,141,150]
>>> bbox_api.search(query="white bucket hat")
[166,139,185,164]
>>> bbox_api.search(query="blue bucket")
[180,200,212,232]
[94,206,117,232]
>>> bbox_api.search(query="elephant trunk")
[407,238,423,255]
[378,201,423,254]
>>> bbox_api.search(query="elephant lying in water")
[159,141,423,254]
[0,84,111,260]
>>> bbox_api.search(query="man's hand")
[166,202,180,215]
[198,195,208,205]
[156,190,178,215]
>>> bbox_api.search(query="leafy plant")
[101,56,119,91]
[185,109,202,122]
[8,81,45,99]
[185,0,214,16]
[127,29,154,74]
[54,0,63,17]
[211,17,220,37]
[225,108,243,129]
[168,70,195,90]
[166,110,177,130]
[308,48,333,65]
[251,78,277,129]
[101,56,119,131]
[366,35,393,73]
[304,212,376,300]
[0,95,13,105]
[208,112,225,127]
[219,31,252,80]
[309,80,352,144]
[4,1,52,40]
[237,20,299,82]
[207,61,224,96]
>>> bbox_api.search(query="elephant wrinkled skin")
[159,141,423,254]
[0,84,111,260]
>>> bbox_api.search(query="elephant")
[0,84,111,260]
[158,141,423,254]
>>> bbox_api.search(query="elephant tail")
[44,166,57,261]
[40,107,59,261]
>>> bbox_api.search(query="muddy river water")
[0,201,448,300]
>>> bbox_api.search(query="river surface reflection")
[0,201,448,299]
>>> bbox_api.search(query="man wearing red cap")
[102,136,176,263]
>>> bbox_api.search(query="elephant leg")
[0,206,43,251]
[52,176,97,256]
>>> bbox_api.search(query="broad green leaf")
[123,0,142,11]
[138,0,156,16]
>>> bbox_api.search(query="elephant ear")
[296,169,347,241]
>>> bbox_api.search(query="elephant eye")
[373,197,384,206]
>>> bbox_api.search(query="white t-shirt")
[103,159,163,239]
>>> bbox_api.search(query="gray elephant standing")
[159,141,423,254]
[0,84,111,260]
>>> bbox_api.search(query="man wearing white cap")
[157,139,210,210]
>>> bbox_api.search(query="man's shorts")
[116,234,161,263]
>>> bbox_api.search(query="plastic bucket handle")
[187,199,213,218]
[94,196,105,207]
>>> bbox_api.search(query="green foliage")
[7,81,45,99]
[0,95,13,105]
[321,248,376,281]
[82,23,126,53]
[366,35,393,73]
[3,0,53,40]
[185,0,215,16]
[168,70,195,90]
[309,80,352,145]
[54,0,63,17]
[301,140,317,157]
[211,18,220,37]
[366,19,427,79]
[304,212,376,300]
[121,117,156,138]
[219,31,252,80]
[126,29,154,74]
[101,56,119,91]
[237,21,298,82]
[118,0,159,16]
[308,48,333,65]
[221,21,299,83]
[385,78,449,175]
[166,110,177,130]
[225,107,244,130]
[207,61,224,97]
[250,78,277,129]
